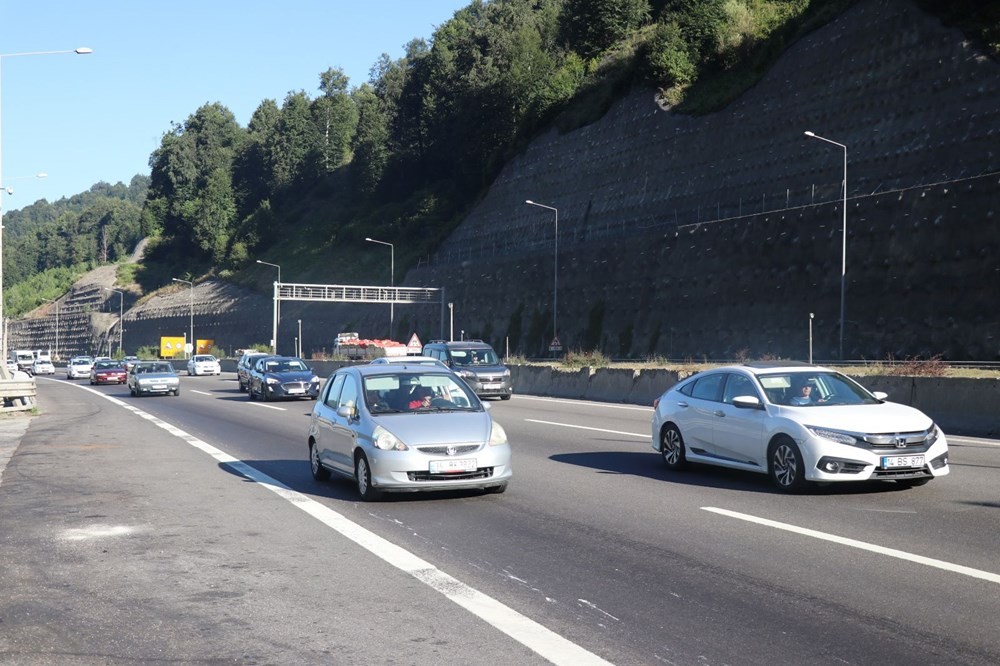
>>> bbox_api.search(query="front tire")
[769,438,807,493]
[660,424,687,470]
[355,454,382,501]
[310,442,330,481]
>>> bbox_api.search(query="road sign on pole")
[548,336,563,352]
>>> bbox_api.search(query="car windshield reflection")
[363,372,479,414]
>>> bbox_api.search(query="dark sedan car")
[90,360,128,385]
[248,356,320,401]
[237,351,270,393]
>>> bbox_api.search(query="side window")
[338,376,359,411]
[690,374,724,402]
[323,374,346,408]
[723,374,760,404]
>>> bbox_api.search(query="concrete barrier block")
[631,369,682,406]
[584,368,638,403]
[910,377,1000,437]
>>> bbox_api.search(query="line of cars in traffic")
[48,341,950,502]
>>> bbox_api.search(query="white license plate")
[881,455,925,469]
[152,385,166,391]
[286,388,305,394]
[429,458,477,474]
[483,382,503,389]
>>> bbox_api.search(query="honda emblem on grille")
[895,437,907,448]
[447,446,457,456]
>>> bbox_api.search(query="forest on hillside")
[4,0,996,315]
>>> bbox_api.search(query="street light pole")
[0,47,92,370]
[448,302,454,342]
[171,278,193,359]
[365,238,394,339]
[525,200,559,350]
[804,130,848,360]
[808,312,814,364]
[42,298,59,361]
[105,288,124,355]
[257,259,281,354]
[297,319,302,358]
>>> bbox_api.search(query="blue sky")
[1,1,470,211]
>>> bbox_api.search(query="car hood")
[779,401,934,433]
[265,370,316,381]
[372,411,493,445]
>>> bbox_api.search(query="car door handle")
[677,401,689,408]
[713,410,725,417]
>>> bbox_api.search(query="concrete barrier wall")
[213,359,998,437]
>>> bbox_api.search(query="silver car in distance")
[308,365,512,500]
[651,362,949,492]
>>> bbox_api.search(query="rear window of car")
[689,374,724,401]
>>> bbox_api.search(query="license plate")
[429,458,477,474]
[483,382,503,389]
[881,455,925,469]
[287,388,305,394]
[152,385,166,390]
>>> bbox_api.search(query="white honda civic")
[650,362,949,492]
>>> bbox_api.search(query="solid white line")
[703,507,1000,585]
[246,402,285,411]
[514,395,653,412]
[525,418,648,439]
[191,390,213,396]
[59,381,612,665]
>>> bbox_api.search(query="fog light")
[824,460,842,473]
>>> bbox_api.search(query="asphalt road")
[1,373,998,665]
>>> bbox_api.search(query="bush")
[561,349,612,369]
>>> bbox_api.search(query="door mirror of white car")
[732,395,764,410]
[482,402,491,411]
[872,391,888,401]
[336,404,358,420]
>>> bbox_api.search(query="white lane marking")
[525,418,648,439]
[514,395,653,412]
[57,381,612,665]
[703,507,1000,585]
[191,390,213,396]
[60,525,142,541]
[246,402,285,411]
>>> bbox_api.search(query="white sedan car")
[66,357,95,380]
[650,362,949,492]
[32,358,56,375]
[187,354,222,376]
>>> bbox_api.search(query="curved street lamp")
[804,130,848,360]
[105,288,124,356]
[171,278,193,359]
[365,238,394,338]
[0,47,92,367]
[525,200,559,351]
[257,259,281,354]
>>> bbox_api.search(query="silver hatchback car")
[308,365,512,500]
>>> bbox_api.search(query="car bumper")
[800,434,950,483]
[264,383,320,400]
[94,376,126,384]
[191,366,220,375]
[464,379,513,398]
[367,444,513,492]
[134,383,179,395]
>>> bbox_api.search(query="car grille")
[417,444,482,455]
[859,429,937,453]
[407,467,494,482]
[476,374,504,382]
[281,381,309,391]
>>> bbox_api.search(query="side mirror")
[872,391,888,401]
[482,402,492,410]
[336,404,357,420]
[732,395,764,410]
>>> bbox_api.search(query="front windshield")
[266,360,307,373]
[363,372,479,413]
[449,348,500,366]
[757,371,880,407]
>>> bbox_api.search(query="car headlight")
[489,421,508,447]
[458,370,476,379]
[806,426,858,446]
[372,425,408,451]
[502,369,511,377]
[266,377,280,384]
[310,375,320,384]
